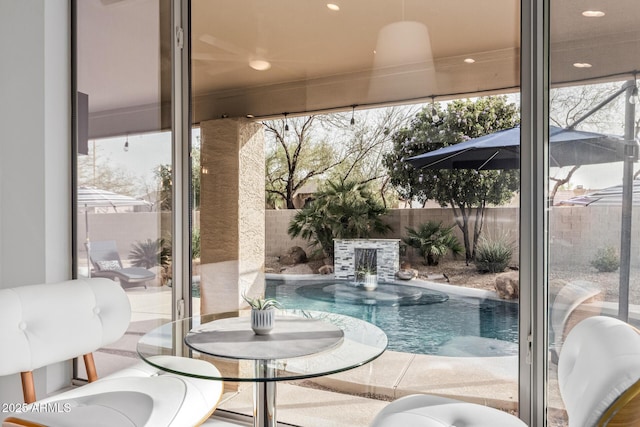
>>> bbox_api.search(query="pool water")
[265,279,519,356]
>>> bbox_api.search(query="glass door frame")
[520,0,549,425]
[172,0,549,424]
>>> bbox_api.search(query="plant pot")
[251,308,275,335]
[363,273,378,291]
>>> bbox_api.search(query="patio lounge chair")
[0,278,223,427]
[370,315,640,427]
[89,240,156,289]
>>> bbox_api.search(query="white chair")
[0,278,223,427]
[370,316,640,427]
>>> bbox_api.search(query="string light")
[123,134,129,152]
[431,97,440,123]
[284,113,289,132]
[350,105,356,125]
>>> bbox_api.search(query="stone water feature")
[333,239,400,284]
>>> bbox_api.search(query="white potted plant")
[242,293,283,335]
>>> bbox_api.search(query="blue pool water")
[265,279,519,356]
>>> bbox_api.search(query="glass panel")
[192,1,520,425]
[74,0,173,378]
[549,2,640,425]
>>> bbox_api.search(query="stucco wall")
[266,206,640,269]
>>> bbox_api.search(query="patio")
[89,281,558,426]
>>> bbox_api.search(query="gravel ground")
[267,255,640,306]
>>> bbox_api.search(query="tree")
[549,82,627,202]
[77,149,140,197]
[263,107,416,209]
[264,116,339,209]
[156,138,201,212]
[287,180,391,259]
[384,96,520,261]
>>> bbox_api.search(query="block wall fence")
[77,206,640,269]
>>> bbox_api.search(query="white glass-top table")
[137,309,388,427]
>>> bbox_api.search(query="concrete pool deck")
[113,278,526,425]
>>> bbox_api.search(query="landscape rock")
[396,269,417,280]
[495,271,520,300]
[318,265,334,275]
[280,246,308,265]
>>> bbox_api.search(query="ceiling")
[78,0,640,138]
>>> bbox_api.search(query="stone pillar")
[199,118,265,314]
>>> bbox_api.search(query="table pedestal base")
[254,361,276,427]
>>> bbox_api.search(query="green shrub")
[591,246,619,272]
[475,236,513,273]
[192,227,201,260]
[403,221,463,266]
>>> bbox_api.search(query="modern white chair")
[0,278,223,427]
[370,316,640,427]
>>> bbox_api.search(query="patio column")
[199,118,265,314]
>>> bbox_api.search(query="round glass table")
[137,309,388,427]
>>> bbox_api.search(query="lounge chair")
[88,240,156,289]
[0,278,223,427]
[370,315,640,427]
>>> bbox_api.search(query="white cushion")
[558,316,640,427]
[1,358,223,427]
[370,394,527,427]
[0,278,130,375]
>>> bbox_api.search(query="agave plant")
[242,292,283,310]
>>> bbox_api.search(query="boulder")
[318,265,334,275]
[495,271,519,300]
[396,269,417,280]
[280,246,308,265]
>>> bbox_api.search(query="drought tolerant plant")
[475,235,513,273]
[288,180,392,259]
[129,238,171,269]
[591,246,620,272]
[403,221,463,266]
[242,292,283,310]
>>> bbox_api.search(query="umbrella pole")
[619,81,636,322]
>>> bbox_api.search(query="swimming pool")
[265,279,519,357]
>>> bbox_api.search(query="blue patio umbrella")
[560,179,640,207]
[407,125,623,170]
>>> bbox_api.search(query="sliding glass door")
[73,0,174,377]
[547,1,640,425]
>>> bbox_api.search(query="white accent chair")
[0,278,223,427]
[370,316,640,427]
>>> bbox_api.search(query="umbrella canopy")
[78,186,151,210]
[407,125,623,170]
[559,180,640,207]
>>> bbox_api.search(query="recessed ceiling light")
[464,58,475,64]
[582,10,605,17]
[327,3,340,11]
[249,59,271,71]
[573,62,592,68]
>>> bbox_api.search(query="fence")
[78,206,640,269]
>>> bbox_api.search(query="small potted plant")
[242,293,283,335]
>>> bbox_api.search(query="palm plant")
[288,180,392,259]
[403,221,463,266]
[128,238,171,269]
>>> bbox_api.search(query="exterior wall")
[266,208,521,264]
[0,0,72,404]
[266,206,640,270]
